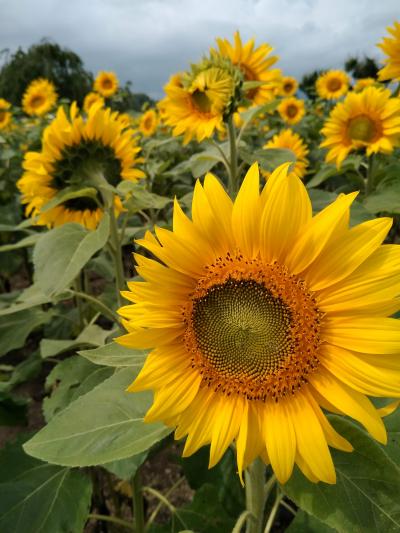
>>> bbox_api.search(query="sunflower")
[94,71,119,98]
[117,162,400,485]
[280,76,298,97]
[316,70,349,100]
[160,67,235,144]
[139,109,158,137]
[214,31,282,104]
[277,97,305,125]
[22,78,57,116]
[353,78,376,92]
[17,102,145,229]
[0,98,12,130]
[264,129,309,179]
[83,91,105,113]
[377,21,400,82]
[320,86,400,167]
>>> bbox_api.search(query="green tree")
[344,56,379,79]
[299,69,323,100]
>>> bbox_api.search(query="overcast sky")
[0,0,398,99]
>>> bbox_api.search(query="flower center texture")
[286,104,298,118]
[102,79,113,89]
[191,89,212,113]
[31,95,45,109]
[284,82,294,93]
[327,78,342,92]
[348,115,378,142]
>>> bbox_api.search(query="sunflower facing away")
[377,21,400,82]
[321,86,400,167]
[22,78,58,116]
[117,162,400,485]
[280,76,298,97]
[17,102,145,229]
[0,98,12,130]
[94,71,119,98]
[139,109,159,137]
[83,91,105,113]
[215,31,282,104]
[277,97,305,125]
[316,70,349,100]
[264,129,309,179]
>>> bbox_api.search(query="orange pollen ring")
[182,255,322,401]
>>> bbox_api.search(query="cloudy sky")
[0,0,398,99]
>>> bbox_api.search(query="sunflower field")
[1,20,400,533]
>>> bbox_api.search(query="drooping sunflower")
[264,129,309,179]
[280,76,298,97]
[277,97,305,125]
[377,21,400,82]
[117,162,400,485]
[139,109,159,137]
[83,91,105,113]
[17,103,145,229]
[94,71,119,98]
[214,31,282,104]
[321,86,400,167]
[22,78,57,116]
[353,78,376,92]
[0,98,12,130]
[316,70,349,100]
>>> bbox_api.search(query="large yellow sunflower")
[377,21,400,82]
[94,71,119,98]
[264,129,309,179]
[160,67,235,144]
[139,109,158,137]
[280,76,298,97]
[277,97,305,125]
[22,78,57,116]
[17,103,145,230]
[83,91,105,113]
[214,31,282,104]
[0,98,12,130]
[321,86,400,167]
[117,162,400,485]
[316,70,349,100]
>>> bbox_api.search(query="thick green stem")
[227,114,239,197]
[132,470,145,533]
[88,513,134,530]
[245,458,267,533]
[109,206,125,307]
[264,489,283,533]
[68,289,121,325]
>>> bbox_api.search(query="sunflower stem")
[264,488,283,533]
[132,470,146,533]
[227,114,239,197]
[109,205,125,308]
[88,513,134,530]
[245,458,267,533]
[67,289,121,325]
[366,154,375,195]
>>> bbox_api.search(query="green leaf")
[41,186,99,212]
[24,366,171,466]
[103,451,148,480]
[187,150,222,179]
[0,435,92,533]
[33,216,110,296]
[283,416,400,533]
[307,156,362,188]
[286,511,335,533]
[0,284,52,316]
[239,147,296,171]
[118,182,172,211]
[0,233,41,253]
[381,407,400,466]
[40,323,112,359]
[0,308,53,357]
[79,341,147,367]
[0,354,42,394]
[238,101,278,124]
[364,183,400,215]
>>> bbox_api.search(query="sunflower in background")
[280,76,298,97]
[22,78,58,116]
[94,71,119,98]
[139,109,159,137]
[0,98,12,130]
[320,86,400,167]
[17,103,145,230]
[377,21,400,82]
[214,31,282,105]
[277,97,305,125]
[316,70,349,100]
[264,129,309,179]
[353,78,376,92]
[83,91,105,113]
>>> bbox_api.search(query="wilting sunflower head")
[117,162,400,485]
[353,78,376,92]
[17,102,145,229]
[214,31,282,104]
[22,78,58,117]
[139,109,159,137]
[280,76,298,97]
[277,97,305,125]
[83,91,105,113]
[321,86,400,167]
[0,98,12,130]
[263,129,309,179]
[94,71,119,97]
[316,70,349,100]
[377,21,400,82]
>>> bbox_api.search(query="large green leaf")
[0,436,92,533]
[117,182,172,211]
[364,183,400,215]
[33,216,110,296]
[286,510,335,532]
[0,354,41,394]
[239,147,296,171]
[103,451,148,480]
[0,284,52,316]
[79,341,147,367]
[24,366,171,466]
[40,324,112,359]
[382,407,400,466]
[283,416,400,533]
[41,186,98,212]
[0,308,53,357]
[0,233,42,252]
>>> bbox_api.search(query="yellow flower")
[22,78,57,116]
[353,78,376,92]
[321,86,400,167]
[160,67,235,144]
[377,21,400,82]
[264,129,309,179]
[94,71,119,97]
[139,109,158,137]
[17,103,145,229]
[214,31,281,104]
[117,162,400,485]
[278,97,305,125]
[280,76,298,96]
[0,98,12,130]
[316,70,349,100]
[83,92,105,113]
